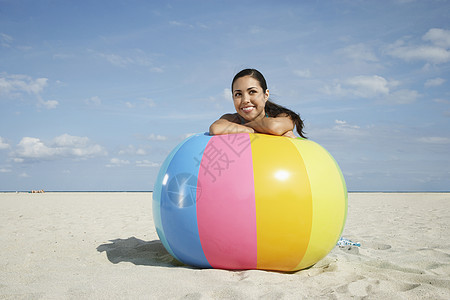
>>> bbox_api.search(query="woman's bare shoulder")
[274,112,290,118]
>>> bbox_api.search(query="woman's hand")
[209,113,296,137]
[245,115,295,136]
[282,130,297,138]
[209,114,255,135]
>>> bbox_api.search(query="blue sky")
[0,0,449,191]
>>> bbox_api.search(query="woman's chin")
[239,111,261,122]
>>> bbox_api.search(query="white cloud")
[386,28,450,64]
[206,88,232,105]
[139,97,155,107]
[98,53,133,67]
[222,88,232,101]
[146,134,167,141]
[423,28,450,48]
[293,69,312,78]
[86,96,101,106]
[417,136,450,144]
[125,97,156,109]
[0,33,31,51]
[0,74,48,95]
[325,76,388,98]
[111,158,130,165]
[0,73,57,109]
[150,67,164,73]
[334,120,361,130]
[12,134,107,162]
[337,43,378,62]
[16,46,32,51]
[169,20,207,30]
[0,137,10,150]
[40,99,59,109]
[53,53,74,60]
[310,120,366,140]
[0,167,11,173]
[433,98,450,104]
[118,145,147,156]
[15,137,56,159]
[169,21,183,26]
[169,20,194,29]
[136,148,147,155]
[249,26,263,34]
[106,158,130,167]
[125,101,135,108]
[95,49,155,69]
[346,75,390,97]
[136,160,160,167]
[0,33,13,48]
[385,89,420,104]
[324,75,419,104]
[322,82,345,97]
[206,89,232,108]
[424,77,445,87]
[398,45,450,63]
[53,134,90,148]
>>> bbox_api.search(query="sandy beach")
[0,192,449,299]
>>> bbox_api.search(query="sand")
[0,192,449,299]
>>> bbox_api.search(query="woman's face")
[232,76,269,122]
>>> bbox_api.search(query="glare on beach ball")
[152,133,347,272]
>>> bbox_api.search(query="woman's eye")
[234,93,241,97]
[249,90,256,94]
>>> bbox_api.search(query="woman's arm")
[209,114,255,135]
[245,114,295,136]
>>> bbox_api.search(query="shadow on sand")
[97,237,185,268]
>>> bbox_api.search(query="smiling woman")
[209,69,306,138]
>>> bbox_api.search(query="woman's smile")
[241,106,255,113]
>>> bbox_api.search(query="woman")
[209,69,306,138]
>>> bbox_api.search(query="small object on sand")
[30,190,45,194]
[337,237,361,247]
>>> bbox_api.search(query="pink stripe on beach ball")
[197,134,257,269]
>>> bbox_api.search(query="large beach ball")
[152,133,347,272]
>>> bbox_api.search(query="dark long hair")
[232,68,306,138]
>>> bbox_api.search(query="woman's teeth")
[242,107,254,112]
